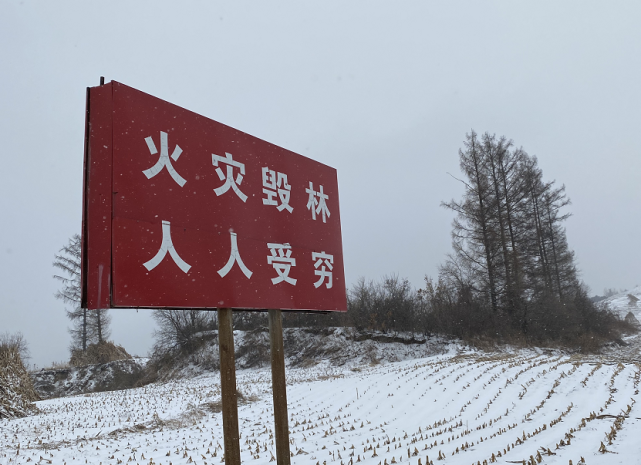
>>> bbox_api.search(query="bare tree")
[53,234,87,351]
[91,308,111,344]
[442,131,500,312]
[541,185,575,301]
[53,234,110,351]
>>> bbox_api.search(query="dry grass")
[0,345,40,419]
[69,341,132,367]
[317,374,345,381]
[43,360,71,370]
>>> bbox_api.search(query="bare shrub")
[347,275,420,334]
[418,277,637,351]
[152,309,216,355]
[235,328,270,368]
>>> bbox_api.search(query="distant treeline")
[55,131,634,364]
[152,131,634,355]
[153,269,631,356]
[151,270,629,357]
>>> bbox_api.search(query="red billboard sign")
[81,81,346,312]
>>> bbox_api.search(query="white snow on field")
[2,347,641,465]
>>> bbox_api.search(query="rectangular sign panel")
[82,81,346,311]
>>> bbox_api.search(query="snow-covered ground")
[600,286,641,321]
[30,358,147,399]
[3,345,641,465]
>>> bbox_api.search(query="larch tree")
[53,234,111,352]
[442,131,580,325]
[442,130,500,312]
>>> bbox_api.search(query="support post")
[269,309,291,465]
[218,308,241,465]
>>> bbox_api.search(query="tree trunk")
[531,187,552,293]
[486,136,512,311]
[97,309,103,343]
[469,137,498,312]
[498,149,522,305]
[545,201,564,301]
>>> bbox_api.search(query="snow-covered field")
[3,347,641,465]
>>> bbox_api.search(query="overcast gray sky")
[1,1,639,368]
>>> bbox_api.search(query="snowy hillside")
[3,344,641,465]
[30,358,147,399]
[600,286,641,322]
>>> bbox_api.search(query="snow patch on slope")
[30,358,147,399]
[600,285,641,320]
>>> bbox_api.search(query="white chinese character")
[312,251,333,289]
[143,131,186,187]
[267,243,297,285]
[143,220,191,273]
[262,167,293,213]
[218,231,252,279]
[212,152,247,202]
[305,182,330,223]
